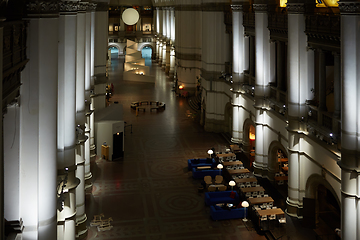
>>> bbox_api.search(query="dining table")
[228,168,250,174]
[248,196,274,205]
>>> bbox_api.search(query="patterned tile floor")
[84,57,332,240]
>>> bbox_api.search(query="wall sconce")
[308,110,312,116]
[178,85,184,90]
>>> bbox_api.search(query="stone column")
[0,21,4,239]
[244,35,250,73]
[162,42,167,69]
[165,43,171,74]
[57,2,80,239]
[93,2,108,112]
[175,8,201,93]
[20,3,59,238]
[338,2,360,239]
[90,5,96,159]
[75,3,87,239]
[253,3,271,176]
[84,3,96,189]
[170,7,175,43]
[169,46,175,79]
[231,4,245,143]
[286,3,311,217]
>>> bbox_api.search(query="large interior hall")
[0,0,358,239]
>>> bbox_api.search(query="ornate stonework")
[26,0,59,17]
[88,3,97,11]
[78,2,88,12]
[253,4,267,13]
[286,3,305,14]
[338,1,360,14]
[231,4,243,12]
[59,1,79,13]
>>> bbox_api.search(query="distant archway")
[267,141,288,180]
[108,44,120,59]
[243,118,255,156]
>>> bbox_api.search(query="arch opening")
[141,46,152,67]
[305,175,340,232]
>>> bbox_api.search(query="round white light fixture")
[229,180,236,190]
[241,201,249,208]
[241,201,250,221]
[122,8,139,25]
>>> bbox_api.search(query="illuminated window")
[280,0,287,8]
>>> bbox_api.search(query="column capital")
[286,3,305,13]
[59,1,79,14]
[26,0,59,18]
[78,2,88,13]
[87,3,97,12]
[231,4,243,11]
[253,4,267,12]
[339,1,360,14]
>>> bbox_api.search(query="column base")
[90,144,96,159]
[84,172,93,191]
[76,214,88,240]
[286,197,303,218]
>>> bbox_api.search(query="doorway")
[112,132,124,160]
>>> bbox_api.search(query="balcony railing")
[307,104,341,146]
[305,14,340,42]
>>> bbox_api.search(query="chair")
[218,185,227,191]
[208,185,216,192]
[204,176,213,186]
[215,175,223,184]
[240,184,245,188]
[279,217,286,224]
[264,194,269,197]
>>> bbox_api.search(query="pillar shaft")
[339,9,360,239]
[20,17,58,239]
